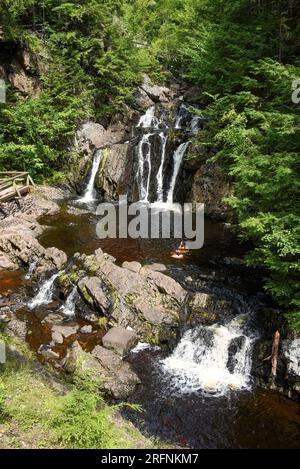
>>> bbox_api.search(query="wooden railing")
[0,171,35,203]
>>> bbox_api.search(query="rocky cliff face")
[185,160,234,221]
[72,76,234,220]
[0,40,41,97]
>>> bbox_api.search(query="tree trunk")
[271,330,280,379]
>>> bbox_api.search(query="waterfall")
[166,141,190,204]
[137,106,159,129]
[79,150,102,203]
[25,259,38,280]
[155,133,167,202]
[189,116,201,135]
[137,133,153,202]
[135,105,199,204]
[59,286,77,317]
[28,272,60,309]
[174,104,187,129]
[161,315,254,396]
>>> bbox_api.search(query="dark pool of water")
[0,270,24,295]
[38,200,247,267]
[123,349,300,449]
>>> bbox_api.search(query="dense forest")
[0,0,299,332]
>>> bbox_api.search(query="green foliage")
[50,388,113,449]
[98,316,108,331]
[0,0,159,178]
[128,0,300,328]
[0,382,9,422]
[0,342,148,448]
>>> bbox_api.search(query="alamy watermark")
[292,79,300,104]
[0,79,6,103]
[95,196,204,249]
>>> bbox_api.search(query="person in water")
[178,240,189,253]
[174,240,189,257]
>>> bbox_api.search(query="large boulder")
[66,343,140,399]
[76,121,126,154]
[138,75,174,105]
[95,144,136,200]
[78,276,111,313]
[102,327,138,356]
[188,292,236,326]
[75,250,185,344]
[0,228,67,275]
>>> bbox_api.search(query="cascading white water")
[137,106,159,129]
[137,133,152,202]
[136,105,199,204]
[155,133,167,202]
[189,116,201,135]
[59,286,77,317]
[25,259,38,280]
[161,315,254,396]
[28,272,60,309]
[79,150,102,203]
[174,104,187,129]
[174,115,183,129]
[166,141,190,204]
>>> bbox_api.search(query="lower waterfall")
[161,315,254,396]
[28,272,60,309]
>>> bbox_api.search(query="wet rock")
[66,206,90,216]
[255,306,286,339]
[96,144,134,200]
[38,345,59,360]
[94,248,116,265]
[134,87,155,109]
[40,312,65,325]
[44,247,68,271]
[0,228,67,276]
[227,336,246,373]
[51,324,79,339]
[251,335,300,400]
[188,292,236,326]
[51,330,64,345]
[102,327,138,356]
[89,345,140,398]
[78,276,111,313]
[75,251,186,344]
[282,338,300,378]
[64,342,140,398]
[135,301,177,326]
[80,325,93,334]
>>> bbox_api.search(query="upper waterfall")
[135,104,202,205]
